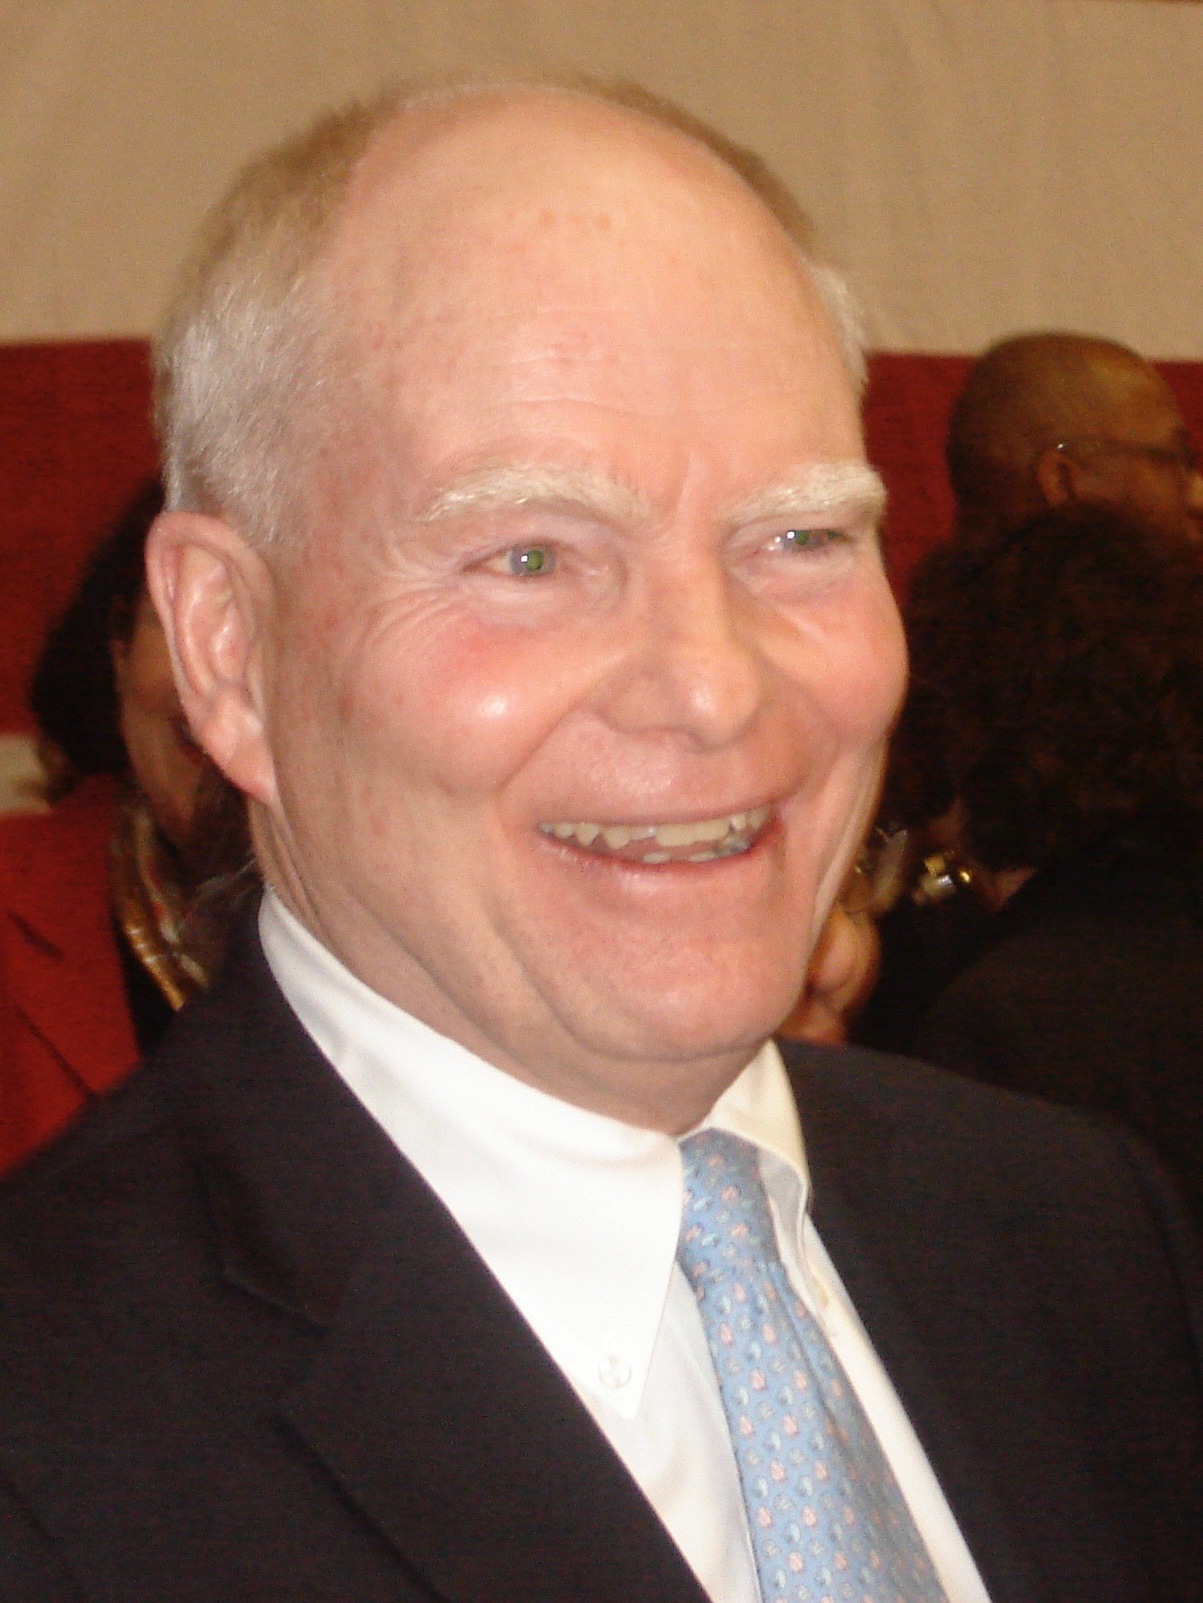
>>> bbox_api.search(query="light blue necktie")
[678,1129,949,1603]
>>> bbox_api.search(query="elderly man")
[946,330,1203,548]
[0,82,1200,1603]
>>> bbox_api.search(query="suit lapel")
[278,1171,709,1603]
[182,932,1056,1603]
[785,1044,1045,1603]
[173,935,709,1603]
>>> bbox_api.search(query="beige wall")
[1,0,1201,354]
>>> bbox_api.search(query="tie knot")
[678,1129,779,1282]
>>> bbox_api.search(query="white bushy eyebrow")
[415,464,651,526]
[412,458,885,534]
[726,462,886,529]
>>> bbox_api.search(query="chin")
[583,971,799,1067]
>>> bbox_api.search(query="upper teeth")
[540,806,771,853]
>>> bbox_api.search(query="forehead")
[336,91,804,292]
[322,95,859,505]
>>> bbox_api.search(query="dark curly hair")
[887,505,1203,869]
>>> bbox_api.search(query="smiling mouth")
[538,805,773,864]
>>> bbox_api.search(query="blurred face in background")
[1065,362,1203,548]
[112,589,205,852]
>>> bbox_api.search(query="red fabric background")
[2,341,157,732]
[3,340,1203,731]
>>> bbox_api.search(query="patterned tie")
[677,1130,949,1603]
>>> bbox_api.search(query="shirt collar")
[259,890,812,1418]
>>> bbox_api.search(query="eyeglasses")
[1054,436,1201,476]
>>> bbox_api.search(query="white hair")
[155,76,867,549]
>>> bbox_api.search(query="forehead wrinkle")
[725,462,887,528]
[413,463,652,525]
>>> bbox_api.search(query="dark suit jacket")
[0,777,139,1175]
[1,929,1201,1602]
[910,849,1203,1235]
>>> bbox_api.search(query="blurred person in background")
[0,481,252,1175]
[857,502,1203,1232]
[855,329,1203,1065]
[946,330,1203,550]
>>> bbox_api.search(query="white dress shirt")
[260,892,991,1603]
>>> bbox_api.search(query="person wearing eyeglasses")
[946,330,1203,551]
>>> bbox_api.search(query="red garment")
[0,776,137,1175]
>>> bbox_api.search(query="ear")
[145,511,278,807]
[1033,444,1085,509]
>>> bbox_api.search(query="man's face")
[1072,365,1203,547]
[253,101,906,1128]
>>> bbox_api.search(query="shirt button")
[598,1355,632,1390]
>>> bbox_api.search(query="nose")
[597,559,771,750]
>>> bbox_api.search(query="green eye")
[780,527,839,553]
[507,546,556,576]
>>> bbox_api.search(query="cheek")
[805,588,908,746]
[334,611,599,801]
[124,654,180,721]
[121,689,177,767]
